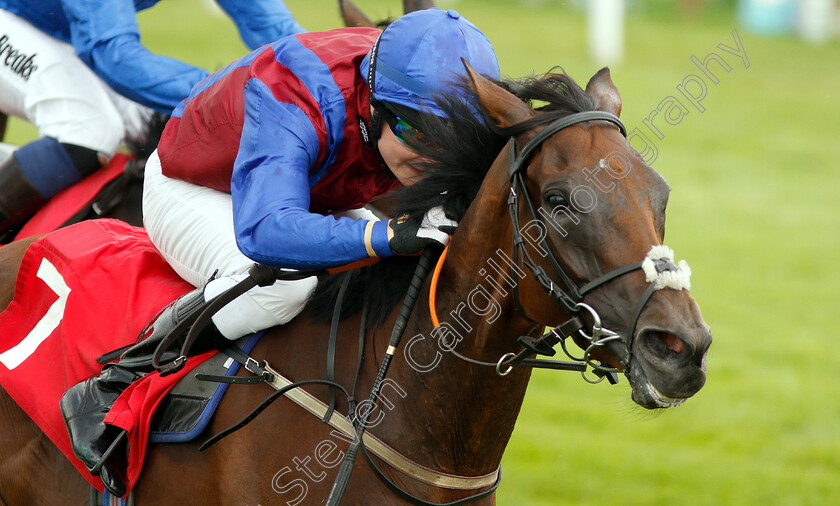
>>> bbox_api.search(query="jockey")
[60,7,499,496]
[0,0,304,237]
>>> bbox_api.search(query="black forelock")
[493,69,597,137]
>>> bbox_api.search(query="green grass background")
[7,1,838,503]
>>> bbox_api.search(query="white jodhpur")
[0,9,152,158]
[143,150,380,340]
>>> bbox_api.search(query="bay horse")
[0,64,711,504]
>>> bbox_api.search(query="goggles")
[366,32,432,150]
[377,102,430,148]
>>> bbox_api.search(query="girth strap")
[200,345,501,491]
[196,344,278,385]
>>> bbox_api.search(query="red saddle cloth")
[0,219,213,494]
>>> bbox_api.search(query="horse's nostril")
[661,333,684,354]
[641,330,688,360]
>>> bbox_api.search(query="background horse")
[0,60,711,503]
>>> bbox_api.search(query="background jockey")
[0,0,305,236]
[60,7,499,496]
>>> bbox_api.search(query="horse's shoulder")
[0,236,41,311]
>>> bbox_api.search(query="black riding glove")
[388,206,458,255]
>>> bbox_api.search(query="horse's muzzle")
[628,324,712,408]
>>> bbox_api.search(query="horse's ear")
[339,0,375,28]
[585,67,622,117]
[463,59,534,128]
[403,0,435,12]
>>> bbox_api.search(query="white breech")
[143,150,378,340]
[0,9,152,158]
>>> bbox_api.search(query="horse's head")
[466,65,712,409]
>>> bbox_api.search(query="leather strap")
[349,296,369,417]
[196,344,278,385]
[203,345,500,491]
[360,442,501,505]
[325,274,351,423]
[259,365,500,489]
[508,111,626,180]
[579,261,644,296]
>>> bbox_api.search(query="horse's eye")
[546,194,570,212]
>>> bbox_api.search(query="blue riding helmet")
[360,8,500,117]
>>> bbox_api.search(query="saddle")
[148,333,261,443]
[0,220,211,493]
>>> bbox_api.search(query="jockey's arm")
[214,0,305,49]
[63,0,210,113]
[62,0,304,114]
[231,80,393,270]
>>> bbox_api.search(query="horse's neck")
[380,155,539,476]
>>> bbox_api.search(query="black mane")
[126,112,169,161]
[496,70,597,136]
[308,71,596,328]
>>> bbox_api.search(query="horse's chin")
[625,358,688,409]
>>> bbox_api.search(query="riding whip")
[326,247,437,505]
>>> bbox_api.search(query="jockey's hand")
[388,206,458,255]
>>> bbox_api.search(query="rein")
[199,350,500,491]
[184,255,499,505]
[502,111,693,381]
[152,254,502,505]
[429,244,589,376]
[322,111,684,504]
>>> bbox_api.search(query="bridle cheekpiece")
[470,110,689,382]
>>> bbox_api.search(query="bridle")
[189,110,689,506]
[435,110,685,382]
[509,111,631,377]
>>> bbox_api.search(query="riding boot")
[59,287,228,496]
[0,154,47,237]
[0,138,101,240]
